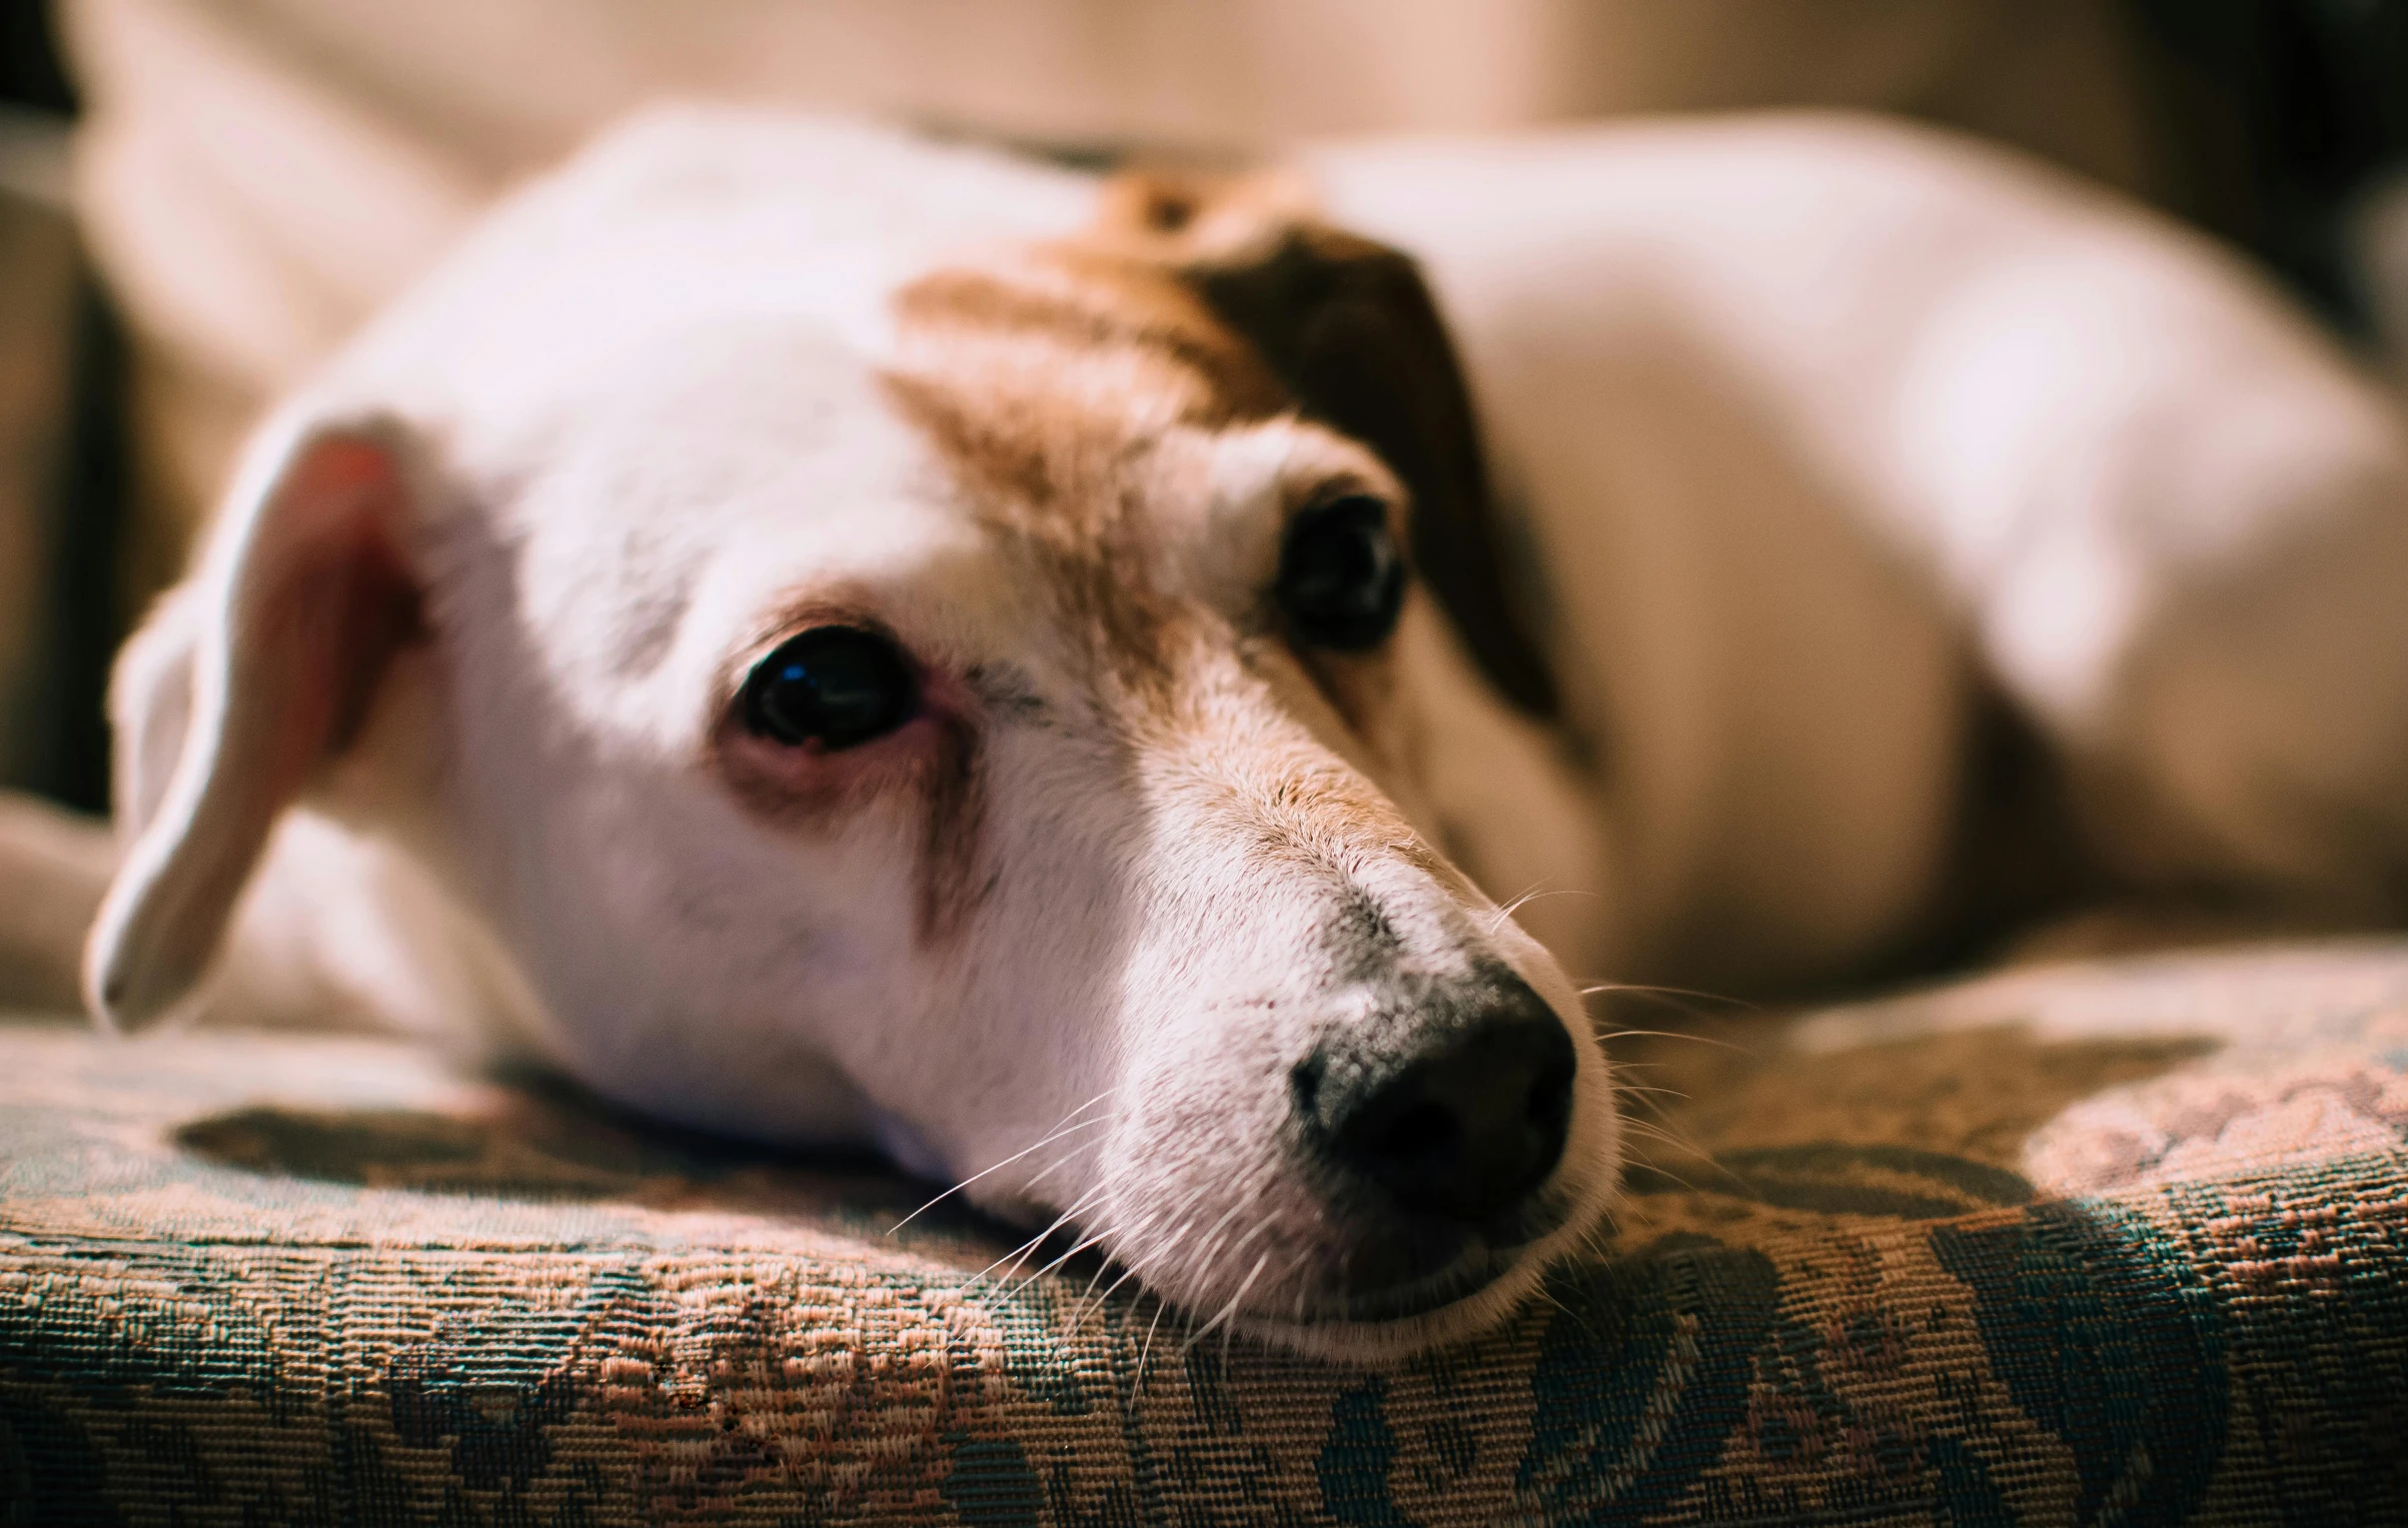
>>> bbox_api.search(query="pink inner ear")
[238,435,425,808]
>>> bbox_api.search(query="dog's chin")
[1228,1179,1618,1363]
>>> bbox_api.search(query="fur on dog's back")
[1312,114,2408,984]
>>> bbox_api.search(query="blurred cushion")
[3,939,2403,1523]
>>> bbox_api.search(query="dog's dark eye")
[1276,495,1406,651]
[740,627,917,750]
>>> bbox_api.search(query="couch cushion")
[4,940,2404,1524]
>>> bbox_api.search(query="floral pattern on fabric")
[3,939,2405,1523]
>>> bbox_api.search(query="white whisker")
[1136,1296,1170,1389]
[1066,1258,1139,1333]
[1490,886,1602,933]
[885,1088,1115,1234]
[1579,982,1756,1015]
[1184,1249,1272,1356]
[1005,1225,1116,1303]
[1593,1025,1752,1052]
[969,1182,1108,1289]
[1486,880,1549,933]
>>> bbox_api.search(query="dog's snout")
[1297,974,1577,1225]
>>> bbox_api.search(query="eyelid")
[1291,478,1393,515]
[1288,480,1406,542]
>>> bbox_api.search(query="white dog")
[18,108,2408,1358]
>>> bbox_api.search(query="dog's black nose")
[1297,973,1577,1225]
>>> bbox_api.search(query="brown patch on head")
[882,215,1435,758]
[883,250,1297,714]
[881,364,1187,713]
[878,181,1504,931]
[894,262,1286,431]
[1098,170,1561,720]
[881,253,1284,577]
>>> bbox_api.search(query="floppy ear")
[1095,171,1558,718]
[86,415,427,1031]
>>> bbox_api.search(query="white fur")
[57,107,2408,1358]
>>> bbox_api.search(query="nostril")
[1291,1055,1325,1114]
[1529,1059,1574,1127]
[1372,1098,1461,1169]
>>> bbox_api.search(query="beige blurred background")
[5,0,2407,813]
[64,0,2163,558]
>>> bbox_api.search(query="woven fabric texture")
[4,940,2405,1524]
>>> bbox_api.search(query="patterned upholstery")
[4,940,2404,1524]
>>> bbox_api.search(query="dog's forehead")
[373,114,1388,737]
[457,275,1345,745]
[520,319,943,552]
[499,318,983,707]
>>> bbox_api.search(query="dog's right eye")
[740,627,918,750]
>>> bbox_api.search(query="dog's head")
[85,121,1618,1357]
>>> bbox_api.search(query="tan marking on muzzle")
[1169,698,1473,902]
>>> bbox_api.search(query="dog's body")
[1311,121,2408,990]
[14,109,2408,1356]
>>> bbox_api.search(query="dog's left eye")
[740,627,918,750]
[1277,494,1406,651]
